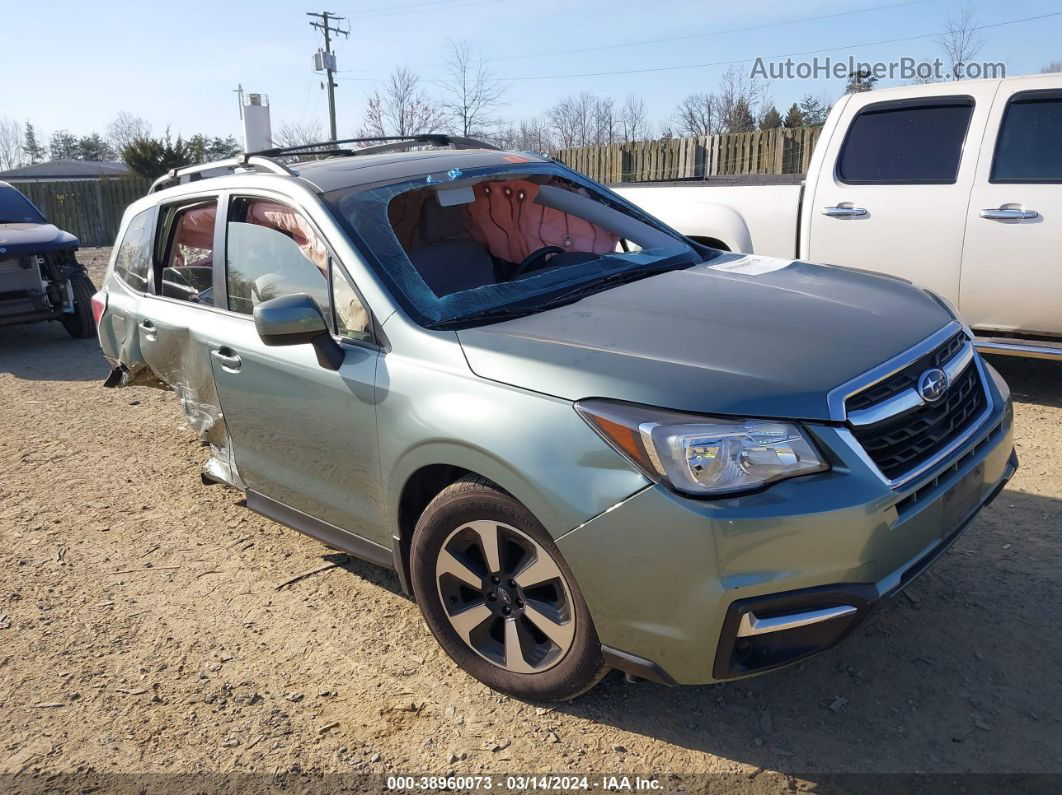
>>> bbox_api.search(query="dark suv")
[0,181,96,338]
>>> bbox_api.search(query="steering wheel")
[510,246,567,279]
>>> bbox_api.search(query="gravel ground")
[0,248,1059,788]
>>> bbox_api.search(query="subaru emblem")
[918,368,949,403]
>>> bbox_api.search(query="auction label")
[386,774,662,791]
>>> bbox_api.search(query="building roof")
[0,159,129,180]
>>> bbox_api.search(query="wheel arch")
[389,447,542,598]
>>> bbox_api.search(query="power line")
[493,10,1062,81]
[355,0,490,12]
[354,0,500,19]
[487,0,934,62]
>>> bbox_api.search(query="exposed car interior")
[387,176,672,297]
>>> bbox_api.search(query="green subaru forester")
[94,137,1016,701]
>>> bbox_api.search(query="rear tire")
[61,272,97,339]
[410,476,608,701]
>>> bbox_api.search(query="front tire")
[61,272,97,339]
[410,476,608,701]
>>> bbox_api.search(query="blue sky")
[4,0,1061,143]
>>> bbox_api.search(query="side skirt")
[246,489,394,571]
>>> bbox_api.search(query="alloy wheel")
[434,520,575,673]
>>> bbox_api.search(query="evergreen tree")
[22,122,46,163]
[49,130,80,159]
[726,98,756,133]
[798,94,830,125]
[783,103,806,129]
[759,106,783,129]
[845,67,878,94]
[76,133,115,161]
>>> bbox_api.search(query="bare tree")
[359,68,443,139]
[495,117,555,153]
[718,65,769,133]
[273,119,325,147]
[592,97,618,145]
[0,117,23,170]
[440,39,506,137]
[673,93,718,137]
[1042,61,1062,73]
[619,94,651,142]
[548,92,597,148]
[937,7,984,80]
[106,112,152,154]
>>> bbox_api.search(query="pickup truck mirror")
[252,293,344,371]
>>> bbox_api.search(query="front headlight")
[575,399,829,497]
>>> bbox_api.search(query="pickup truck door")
[805,84,998,303]
[959,77,1062,336]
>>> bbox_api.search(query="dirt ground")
[1,247,1059,788]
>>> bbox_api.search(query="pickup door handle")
[821,205,868,218]
[138,320,157,341]
[980,207,1038,221]
[210,348,242,372]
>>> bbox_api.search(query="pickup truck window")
[991,92,1062,183]
[837,98,973,185]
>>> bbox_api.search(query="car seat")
[408,197,495,297]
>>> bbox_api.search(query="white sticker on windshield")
[708,254,794,276]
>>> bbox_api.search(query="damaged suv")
[94,137,1017,701]
[0,181,97,338]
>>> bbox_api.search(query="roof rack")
[148,134,499,194]
[249,133,499,159]
[148,155,295,194]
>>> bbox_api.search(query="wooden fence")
[554,126,823,184]
[18,177,152,247]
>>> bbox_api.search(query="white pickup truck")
[617,74,1062,360]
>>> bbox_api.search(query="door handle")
[211,348,242,371]
[821,205,868,218]
[980,207,1038,221]
[138,320,157,341]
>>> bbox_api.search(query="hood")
[0,223,79,259]
[457,257,952,421]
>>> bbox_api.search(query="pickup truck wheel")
[61,272,98,339]
[410,476,608,701]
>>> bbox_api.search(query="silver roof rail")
[148,155,296,194]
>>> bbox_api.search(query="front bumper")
[558,362,1017,685]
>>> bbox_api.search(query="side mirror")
[253,293,344,371]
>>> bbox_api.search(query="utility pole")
[307,10,349,142]
[233,83,245,120]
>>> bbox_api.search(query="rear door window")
[838,98,974,184]
[991,92,1062,183]
[160,200,218,305]
[113,208,155,292]
[224,198,332,320]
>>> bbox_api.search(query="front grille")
[846,334,987,482]
[846,331,966,412]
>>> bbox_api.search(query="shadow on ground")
[0,322,107,383]
[985,355,1062,409]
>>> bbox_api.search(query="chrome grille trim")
[826,322,964,422]
[848,341,976,427]
[836,355,996,490]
